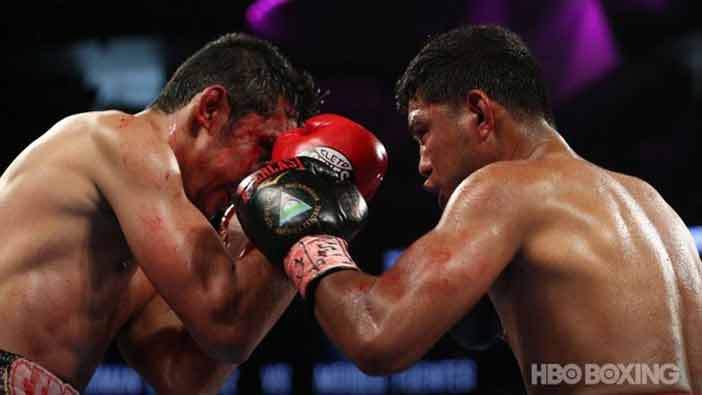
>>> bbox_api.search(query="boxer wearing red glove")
[234,114,387,298]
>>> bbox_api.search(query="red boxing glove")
[272,114,388,200]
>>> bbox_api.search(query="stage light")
[245,0,291,39]
[691,226,702,253]
[69,37,165,110]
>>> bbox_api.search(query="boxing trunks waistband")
[0,350,78,395]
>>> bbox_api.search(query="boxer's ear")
[194,85,231,136]
[466,89,495,142]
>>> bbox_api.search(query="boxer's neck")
[138,102,205,165]
[502,117,578,162]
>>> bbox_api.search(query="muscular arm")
[119,219,295,393]
[311,168,528,374]
[94,119,294,361]
[118,294,236,395]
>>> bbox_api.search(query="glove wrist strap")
[284,235,358,298]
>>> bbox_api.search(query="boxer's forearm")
[282,235,438,374]
[312,270,437,375]
[137,234,294,363]
[148,226,248,361]
[308,229,494,375]
[208,216,297,361]
[122,251,295,388]
[212,247,296,360]
[139,330,236,395]
[119,296,237,394]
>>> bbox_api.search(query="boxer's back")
[490,156,701,394]
[0,112,153,387]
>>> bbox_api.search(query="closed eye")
[412,127,428,145]
[409,119,429,145]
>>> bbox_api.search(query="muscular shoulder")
[450,160,553,211]
[44,110,138,142]
[437,162,541,239]
[89,111,180,188]
[90,110,163,154]
[34,110,166,168]
[444,157,600,233]
[2,111,140,194]
[3,111,124,172]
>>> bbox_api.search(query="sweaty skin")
[0,107,296,392]
[309,97,702,394]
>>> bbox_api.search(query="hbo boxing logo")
[531,363,681,385]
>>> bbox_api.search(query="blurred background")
[2,0,701,393]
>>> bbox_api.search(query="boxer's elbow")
[152,351,237,395]
[206,346,251,365]
[198,333,253,364]
[195,290,256,362]
[347,336,414,376]
[191,315,255,364]
[333,310,418,375]
[353,355,406,376]
[219,331,259,364]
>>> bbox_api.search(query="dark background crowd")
[2,1,700,393]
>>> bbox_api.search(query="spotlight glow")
[245,0,290,31]
[691,226,702,253]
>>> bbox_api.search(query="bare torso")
[490,157,702,394]
[0,112,156,388]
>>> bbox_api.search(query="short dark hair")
[151,33,320,124]
[396,25,554,125]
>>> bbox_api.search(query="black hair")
[396,25,554,125]
[151,32,320,124]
